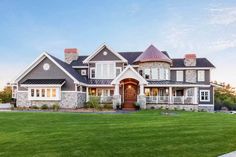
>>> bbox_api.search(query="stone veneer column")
[138,84,146,109]
[113,84,121,109]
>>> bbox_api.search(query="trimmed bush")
[103,104,113,109]
[52,103,60,111]
[41,104,49,110]
[32,105,39,109]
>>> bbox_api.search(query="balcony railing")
[89,96,113,103]
[146,96,195,104]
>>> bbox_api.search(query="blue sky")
[0,0,236,90]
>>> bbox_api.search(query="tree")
[0,86,12,103]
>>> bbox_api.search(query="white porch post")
[169,87,173,104]
[194,87,198,104]
[114,84,119,95]
[139,84,144,95]
[86,87,89,102]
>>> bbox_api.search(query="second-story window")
[116,67,122,76]
[144,69,150,79]
[159,68,165,80]
[90,68,95,78]
[198,70,205,82]
[151,68,158,79]
[176,71,183,81]
[95,62,115,79]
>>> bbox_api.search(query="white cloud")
[209,39,236,51]
[209,7,236,25]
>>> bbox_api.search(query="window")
[90,68,95,78]
[42,89,45,97]
[47,89,51,97]
[31,89,35,97]
[176,71,184,81]
[29,88,60,100]
[110,90,114,96]
[144,69,150,79]
[145,88,150,96]
[139,70,143,76]
[36,89,40,97]
[198,70,205,82]
[151,68,158,79]
[200,90,210,101]
[116,67,121,76]
[95,62,115,79]
[81,69,87,76]
[159,68,165,80]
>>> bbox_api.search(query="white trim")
[83,44,128,63]
[198,104,214,107]
[199,90,210,102]
[88,85,114,87]
[146,84,211,87]
[116,67,122,77]
[111,65,148,85]
[90,67,95,79]
[197,70,205,82]
[28,87,61,101]
[72,66,89,68]
[170,67,214,70]
[176,70,184,82]
[17,91,28,93]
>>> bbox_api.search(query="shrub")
[87,96,100,111]
[52,103,60,111]
[32,105,39,109]
[103,104,113,109]
[41,104,49,110]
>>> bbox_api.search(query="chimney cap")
[64,48,78,53]
[185,54,196,59]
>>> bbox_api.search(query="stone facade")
[146,104,199,111]
[137,95,146,109]
[16,91,86,109]
[138,62,170,80]
[112,95,121,109]
[185,70,197,83]
[198,105,214,112]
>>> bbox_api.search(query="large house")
[12,44,215,111]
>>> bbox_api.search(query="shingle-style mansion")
[12,44,216,111]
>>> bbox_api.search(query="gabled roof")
[111,65,148,85]
[171,58,215,68]
[83,44,128,63]
[134,45,172,63]
[14,52,87,85]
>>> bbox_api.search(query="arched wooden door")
[124,83,137,108]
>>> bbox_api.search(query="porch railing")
[89,96,113,103]
[146,96,195,104]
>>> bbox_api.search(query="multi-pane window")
[144,69,151,79]
[176,71,184,81]
[198,70,205,82]
[159,68,165,80]
[200,90,210,101]
[90,68,95,78]
[95,62,115,79]
[29,88,59,100]
[151,68,158,79]
[116,68,121,76]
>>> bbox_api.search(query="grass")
[0,110,236,157]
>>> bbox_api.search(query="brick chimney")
[184,54,196,66]
[64,48,78,64]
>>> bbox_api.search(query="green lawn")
[0,111,236,157]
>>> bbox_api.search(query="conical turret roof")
[134,45,172,63]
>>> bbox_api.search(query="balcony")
[146,96,195,104]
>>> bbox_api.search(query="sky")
[0,0,236,90]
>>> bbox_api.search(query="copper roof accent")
[134,45,172,63]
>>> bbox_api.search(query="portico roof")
[111,65,148,85]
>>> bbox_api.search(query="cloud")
[208,39,236,51]
[209,7,236,25]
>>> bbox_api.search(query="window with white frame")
[28,88,60,100]
[144,69,151,79]
[151,68,158,79]
[81,69,87,76]
[116,67,122,76]
[95,62,115,79]
[176,71,183,81]
[159,68,165,80]
[198,70,205,82]
[90,68,95,79]
[165,69,169,80]
[200,90,210,101]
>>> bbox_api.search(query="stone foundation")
[16,91,86,109]
[112,95,121,109]
[137,95,146,109]
[198,105,214,112]
[146,104,198,111]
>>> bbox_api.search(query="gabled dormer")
[83,44,128,79]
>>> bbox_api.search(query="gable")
[90,47,121,61]
[18,57,75,91]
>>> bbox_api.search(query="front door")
[124,84,137,108]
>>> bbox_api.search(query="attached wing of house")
[13,44,216,111]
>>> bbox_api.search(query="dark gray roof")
[22,79,65,85]
[119,52,142,64]
[71,56,88,66]
[49,54,88,84]
[171,58,215,68]
[88,79,113,85]
[148,80,197,85]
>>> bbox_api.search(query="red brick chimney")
[184,53,196,66]
[64,48,78,64]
